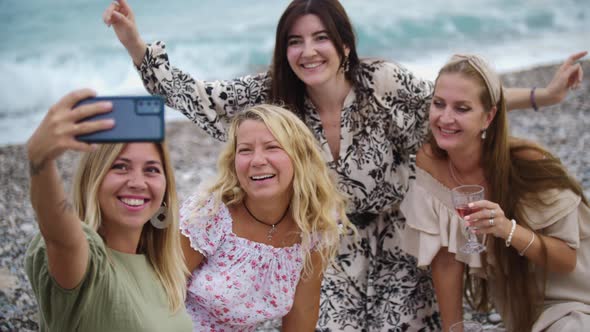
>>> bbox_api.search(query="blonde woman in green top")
[25,89,193,331]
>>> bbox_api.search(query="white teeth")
[441,128,458,134]
[302,62,321,69]
[251,174,274,180]
[120,198,145,206]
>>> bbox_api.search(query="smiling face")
[234,120,294,203]
[286,14,348,89]
[429,72,495,153]
[98,143,166,232]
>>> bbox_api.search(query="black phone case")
[75,96,164,143]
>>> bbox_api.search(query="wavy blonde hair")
[204,104,353,276]
[71,143,187,312]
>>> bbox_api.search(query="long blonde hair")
[71,143,187,312]
[429,58,588,331]
[204,104,353,276]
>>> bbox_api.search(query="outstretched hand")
[545,51,587,104]
[103,0,146,66]
[26,89,114,170]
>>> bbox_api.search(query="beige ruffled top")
[400,167,590,330]
[399,167,484,273]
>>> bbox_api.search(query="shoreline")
[1,60,589,331]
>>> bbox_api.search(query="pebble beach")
[1,60,589,331]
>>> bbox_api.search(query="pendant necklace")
[448,159,486,186]
[243,201,290,241]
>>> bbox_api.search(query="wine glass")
[451,185,486,254]
[449,320,483,332]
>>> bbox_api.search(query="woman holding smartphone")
[25,89,192,331]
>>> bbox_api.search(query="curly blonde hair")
[203,104,354,276]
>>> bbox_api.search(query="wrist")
[534,87,561,108]
[530,87,539,112]
[129,38,147,67]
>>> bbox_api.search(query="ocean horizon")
[1,0,589,146]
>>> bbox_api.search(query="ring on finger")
[490,209,495,219]
[488,218,495,226]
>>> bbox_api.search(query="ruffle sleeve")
[399,167,483,271]
[520,189,589,248]
[179,192,229,257]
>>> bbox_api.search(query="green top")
[25,223,193,332]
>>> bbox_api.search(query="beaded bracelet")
[530,87,539,112]
[519,231,536,256]
[505,219,516,247]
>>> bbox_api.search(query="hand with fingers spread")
[26,89,114,171]
[463,200,512,240]
[102,0,146,66]
[544,51,587,104]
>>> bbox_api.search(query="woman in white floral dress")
[103,0,585,330]
[178,104,351,331]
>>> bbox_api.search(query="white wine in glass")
[451,185,486,254]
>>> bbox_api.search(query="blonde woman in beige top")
[399,54,590,332]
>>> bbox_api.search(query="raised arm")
[505,51,587,110]
[103,0,270,141]
[103,0,146,66]
[27,89,114,289]
[282,251,324,332]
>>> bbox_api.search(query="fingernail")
[101,102,113,109]
[465,216,470,221]
[468,203,474,208]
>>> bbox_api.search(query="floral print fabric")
[179,194,304,331]
[139,41,441,330]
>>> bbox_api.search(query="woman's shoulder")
[356,58,433,107]
[357,58,408,84]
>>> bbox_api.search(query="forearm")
[507,224,576,273]
[431,248,464,332]
[128,38,147,68]
[29,159,84,248]
[505,87,558,111]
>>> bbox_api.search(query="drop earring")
[150,202,169,229]
[481,128,487,140]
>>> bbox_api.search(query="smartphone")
[75,96,165,143]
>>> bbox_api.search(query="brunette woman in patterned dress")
[103,0,585,330]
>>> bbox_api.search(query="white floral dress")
[138,41,440,331]
[180,194,305,332]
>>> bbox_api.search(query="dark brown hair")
[270,0,360,116]
[429,59,588,331]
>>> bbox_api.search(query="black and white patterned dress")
[138,41,441,331]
